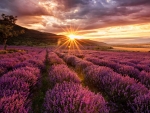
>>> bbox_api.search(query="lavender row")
[48,52,80,86]
[84,65,149,112]
[0,45,48,54]
[13,50,46,70]
[44,82,109,113]
[0,51,26,60]
[131,92,150,112]
[0,50,46,113]
[84,51,150,72]
[0,67,40,112]
[47,52,65,65]
[49,64,81,87]
[58,53,150,112]
[0,51,41,76]
[44,52,109,112]
[84,56,150,89]
[84,51,150,63]
[57,53,93,71]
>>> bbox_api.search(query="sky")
[0,0,150,44]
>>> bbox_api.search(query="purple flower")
[131,92,150,112]
[0,76,29,97]
[138,71,150,89]
[0,93,29,113]
[4,67,38,88]
[49,64,80,87]
[118,65,140,78]
[48,52,65,65]
[83,65,149,112]
[44,82,109,113]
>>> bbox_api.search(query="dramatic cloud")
[0,0,150,43]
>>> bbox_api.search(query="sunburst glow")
[55,25,85,54]
[68,34,82,40]
[68,34,75,40]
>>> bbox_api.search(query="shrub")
[0,93,30,113]
[131,92,150,113]
[118,65,140,78]
[49,64,80,87]
[138,71,150,89]
[83,65,149,112]
[44,82,109,113]
[48,52,65,65]
[0,76,29,97]
[4,67,38,88]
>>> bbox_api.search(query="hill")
[0,22,111,49]
[58,38,112,50]
[78,39,112,50]
[4,25,66,46]
[0,20,66,46]
[77,39,109,46]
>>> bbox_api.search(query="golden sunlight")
[68,34,75,40]
[68,34,82,40]
[55,24,85,54]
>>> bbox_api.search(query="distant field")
[113,46,150,52]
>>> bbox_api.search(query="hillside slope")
[0,22,111,48]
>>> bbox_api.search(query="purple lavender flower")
[0,93,29,113]
[83,65,149,112]
[136,64,150,72]
[4,67,38,87]
[138,71,150,89]
[118,65,140,78]
[48,52,65,65]
[63,55,93,71]
[0,76,29,97]
[49,64,80,87]
[131,92,150,113]
[44,82,109,113]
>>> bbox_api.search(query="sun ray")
[55,22,85,54]
[73,40,82,54]
[55,39,70,51]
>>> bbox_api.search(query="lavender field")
[0,46,150,113]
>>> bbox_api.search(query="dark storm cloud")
[48,0,150,30]
[0,0,150,32]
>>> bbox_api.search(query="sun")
[55,24,84,54]
[68,34,76,40]
[68,34,82,40]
